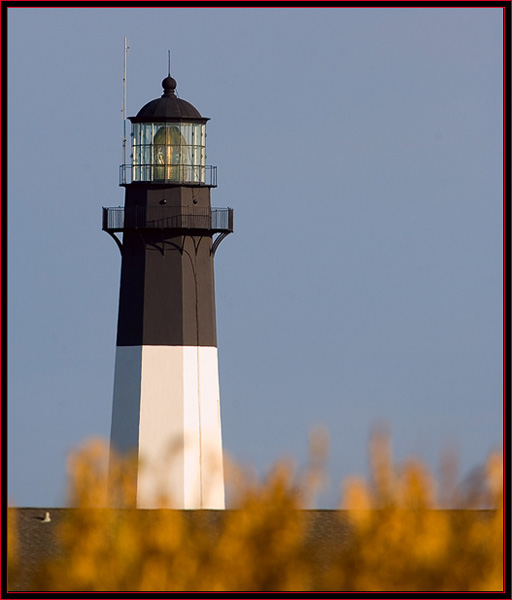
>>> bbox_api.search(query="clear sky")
[7,6,503,508]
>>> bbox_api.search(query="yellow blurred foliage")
[9,434,503,592]
[7,507,19,587]
[332,432,503,592]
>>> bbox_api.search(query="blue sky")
[7,7,503,508]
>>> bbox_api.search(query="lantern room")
[120,76,216,186]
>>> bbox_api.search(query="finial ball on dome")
[162,76,177,96]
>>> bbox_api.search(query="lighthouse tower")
[103,74,233,509]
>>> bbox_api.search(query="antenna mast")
[122,37,129,171]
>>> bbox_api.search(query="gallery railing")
[102,206,233,234]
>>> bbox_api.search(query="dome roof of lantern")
[129,76,208,123]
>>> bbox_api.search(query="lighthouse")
[103,74,233,509]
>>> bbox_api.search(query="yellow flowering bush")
[9,434,503,592]
[325,433,503,591]
[7,507,19,587]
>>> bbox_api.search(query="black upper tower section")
[104,73,233,347]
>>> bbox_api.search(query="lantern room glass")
[132,122,206,183]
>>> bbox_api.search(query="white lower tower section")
[110,345,225,509]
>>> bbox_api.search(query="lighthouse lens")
[153,125,184,181]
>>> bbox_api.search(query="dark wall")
[116,184,217,347]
